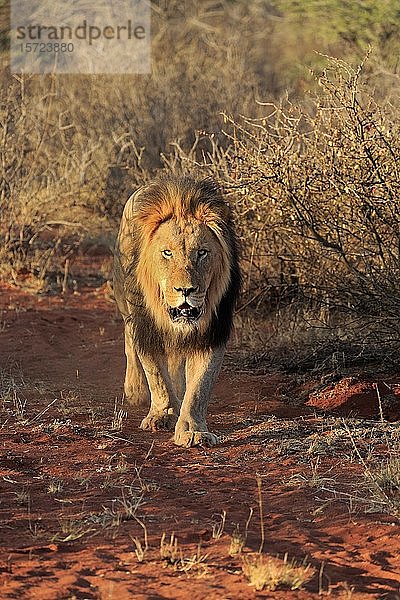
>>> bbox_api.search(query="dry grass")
[160,533,208,575]
[160,532,180,564]
[233,56,399,362]
[54,517,95,543]
[242,553,315,592]
[372,458,400,496]
[229,529,245,556]
[47,479,64,495]
[1,366,399,595]
[1,4,399,368]
[362,453,400,517]
[110,397,128,432]
[211,510,226,540]
[0,368,29,425]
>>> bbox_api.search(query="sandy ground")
[0,282,399,599]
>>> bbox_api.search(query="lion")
[113,175,240,447]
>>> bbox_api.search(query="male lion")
[113,176,240,447]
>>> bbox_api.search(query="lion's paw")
[140,409,177,432]
[174,429,219,448]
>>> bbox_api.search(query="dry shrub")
[200,55,400,366]
[242,553,314,592]
[0,1,268,286]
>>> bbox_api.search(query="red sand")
[0,283,399,599]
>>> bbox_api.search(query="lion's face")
[150,219,223,328]
[123,177,238,340]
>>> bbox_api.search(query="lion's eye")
[162,249,173,258]
[198,249,208,259]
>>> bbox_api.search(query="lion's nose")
[174,286,198,297]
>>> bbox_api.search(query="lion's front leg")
[139,353,180,432]
[174,347,224,448]
[168,355,186,404]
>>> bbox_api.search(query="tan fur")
[113,177,239,447]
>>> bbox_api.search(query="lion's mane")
[122,176,241,356]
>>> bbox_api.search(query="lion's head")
[120,176,240,352]
[146,217,227,327]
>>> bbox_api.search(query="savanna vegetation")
[1,0,399,369]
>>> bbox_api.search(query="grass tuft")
[242,553,315,592]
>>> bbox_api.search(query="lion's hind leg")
[124,325,150,406]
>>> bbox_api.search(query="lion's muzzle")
[168,302,202,322]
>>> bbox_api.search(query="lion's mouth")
[168,302,202,322]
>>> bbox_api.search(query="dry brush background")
[1,0,400,371]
